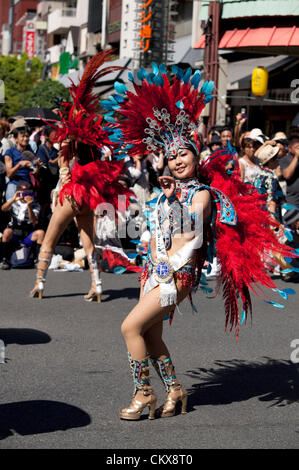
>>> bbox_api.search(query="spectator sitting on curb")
[4,120,38,201]
[0,180,44,270]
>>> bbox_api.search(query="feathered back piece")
[68,49,123,114]
[47,50,124,152]
[101,63,214,158]
[199,149,298,340]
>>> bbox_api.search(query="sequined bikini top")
[157,178,203,249]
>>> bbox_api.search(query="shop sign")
[25,21,35,59]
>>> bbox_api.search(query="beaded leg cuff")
[128,352,151,395]
[150,356,178,392]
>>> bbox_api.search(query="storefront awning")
[194,27,299,49]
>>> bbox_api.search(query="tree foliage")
[23,79,70,109]
[0,53,43,117]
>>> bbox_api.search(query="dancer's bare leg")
[30,199,75,296]
[121,283,190,361]
[120,282,190,410]
[143,321,169,359]
[40,199,75,252]
[76,206,102,300]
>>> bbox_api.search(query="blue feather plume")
[114,81,127,95]
[191,70,201,88]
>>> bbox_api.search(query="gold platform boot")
[120,353,158,420]
[150,356,188,418]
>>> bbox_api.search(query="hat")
[9,118,29,134]
[282,209,299,226]
[249,128,268,145]
[7,115,24,124]
[257,144,279,166]
[208,135,222,149]
[273,131,287,141]
[16,180,33,191]
[273,132,288,147]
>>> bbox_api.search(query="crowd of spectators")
[0,112,298,281]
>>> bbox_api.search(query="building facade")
[193,0,299,132]
[10,0,39,55]
[0,0,10,55]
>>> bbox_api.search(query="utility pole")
[101,0,110,50]
[204,0,220,128]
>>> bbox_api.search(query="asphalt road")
[0,267,298,450]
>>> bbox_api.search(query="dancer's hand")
[158,176,176,199]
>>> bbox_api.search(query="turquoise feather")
[159,64,167,74]
[284,229,293,241]
[191,70,201,88]
[152,62,159,75]
[182,68,192,83]
[113,266,127,274]
[137,68,147,81]
[204,95,213,104]
[263,300,285,308]
[176,100,184,109]
[113,81,127,95]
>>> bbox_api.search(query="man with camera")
[0,180,44,270]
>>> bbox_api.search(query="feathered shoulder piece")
[47,50,124,153]
[199,149,298,340]
[101,63,214,158]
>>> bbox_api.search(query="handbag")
[10,245,34,269]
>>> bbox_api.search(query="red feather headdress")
[101,63,214,158]
[46,50,124,153]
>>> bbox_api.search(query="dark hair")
[288,134,299,146]
[44,126,55,138]
[221,126,233,135]
[12,127,29,138]
[241,137,255,149]
[0,119,10,134]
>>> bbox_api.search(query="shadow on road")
[185,358,299,410]
[102,287,140,302]
[0,400,91,440]
[0,329,51,345]
[40,293,86,299]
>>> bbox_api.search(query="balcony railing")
[47,8,79,35]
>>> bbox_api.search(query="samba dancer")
[102,64,297,420]
[30,51,131,301]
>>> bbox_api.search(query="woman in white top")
[239,137,261,184]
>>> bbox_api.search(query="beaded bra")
[157,178,202,249]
